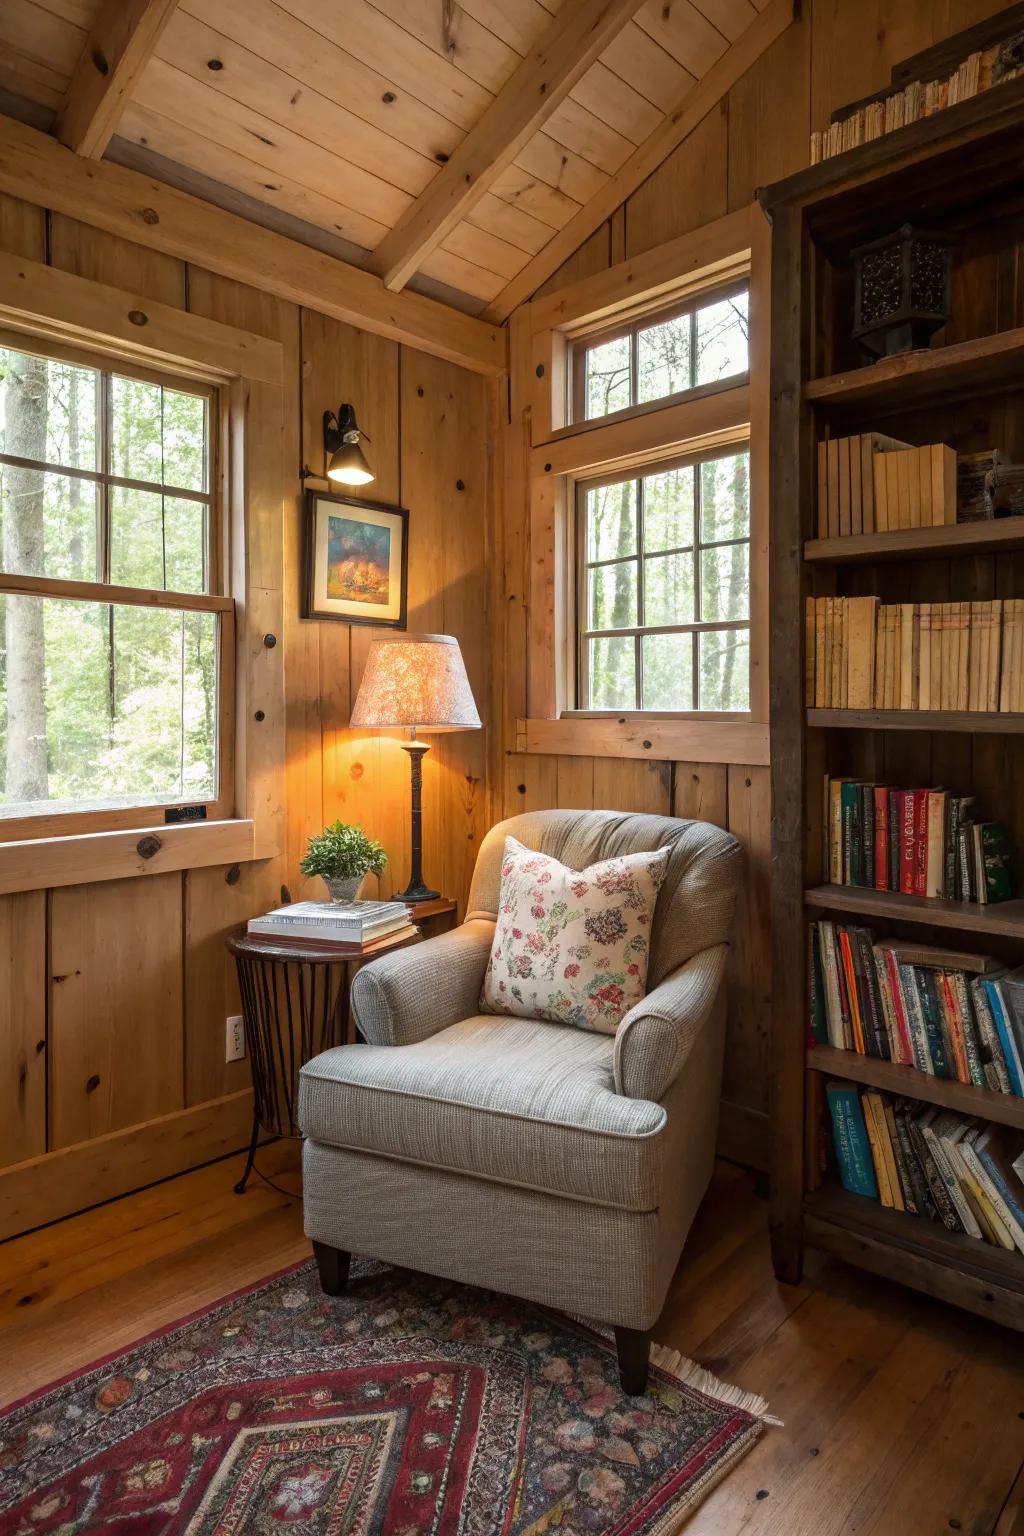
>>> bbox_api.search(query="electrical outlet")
[225,1015,246,1063]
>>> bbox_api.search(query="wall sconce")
[324,403,374,486]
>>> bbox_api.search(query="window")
[0,340,226,827]
[577,447,750,713]
[574,283,749,423]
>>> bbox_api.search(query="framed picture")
[302,489,409,627]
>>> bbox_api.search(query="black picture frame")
[302,488,409,628]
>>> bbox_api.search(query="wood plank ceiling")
[0,0,772,317]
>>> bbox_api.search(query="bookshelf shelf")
[765,73,1024,1332]
[807,708,1024,733]
[804,883,1024,938]
[804,517,1024,564]
[804,1183,1024,1327]
[803,326,1024,414]
[806,1045,1024,1130]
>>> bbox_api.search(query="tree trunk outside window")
[3,352,48,802]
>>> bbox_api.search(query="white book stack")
[247,899,416,945]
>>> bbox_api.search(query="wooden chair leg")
[312,1241,350,1297]
[614,1325,651,1395]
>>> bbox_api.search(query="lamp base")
[396,880,441,905]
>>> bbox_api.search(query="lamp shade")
[349,633,481,732]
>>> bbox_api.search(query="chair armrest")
[613,943,728,1101]
[351,918,496,1047]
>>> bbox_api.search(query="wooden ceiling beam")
[482,0,797,323]
[0,115,505,375]
[56,0,181,160]
[370,0,642,295]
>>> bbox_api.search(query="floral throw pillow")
[480,836,669,1034]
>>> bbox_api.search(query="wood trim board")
[0,249,283,384]
[515,716,770,764]
[0,1089,258,1241]
[0,820,256,896]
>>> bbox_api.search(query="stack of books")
[810,927,1024,1095]
[809,33,1024,164]
[247,900,417,947]
[821,776,1013,903]
[804,595,1024,712]
[826,1081,1024,1253]
[816,435,954,538]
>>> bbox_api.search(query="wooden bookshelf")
[804,883,1024,939]
[805,517,1024,564]
[764,77,1024,1334]
[805,1184,1024,1329]
[806,1045,1024,1131]
[803,325,1024,413]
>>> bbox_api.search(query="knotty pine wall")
[0,190,492,1191]
[496,0,1013,1169]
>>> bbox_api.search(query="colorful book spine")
[826,1083,879,1198]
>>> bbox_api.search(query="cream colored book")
[827,438,840,538]
[933,443,957,525]
[905,445,922,527]
[885,450,901,531]
[989,598,1004,713]
[838,435,851,536]
[955,601,970,712]
[969,603,984,711]
[860,434,876,532]
[847,596,877,710]
[918,604,933,710]
[900,604,918,710]
[817,441,829,537]
[849,432,863,535]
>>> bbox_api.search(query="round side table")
[226,899,457,1193]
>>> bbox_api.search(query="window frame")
[574,440,752,717]
[0,328,233,843]
[570,277,751,429]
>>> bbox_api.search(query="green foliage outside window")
[0,345,216,816]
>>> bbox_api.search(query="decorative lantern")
[851,223,952,359]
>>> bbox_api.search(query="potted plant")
[300,820,388,903]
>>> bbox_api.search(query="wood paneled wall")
[494,0,1012,1170]
[0,190,492,1213]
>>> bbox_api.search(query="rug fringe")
[649,1345,784,1427]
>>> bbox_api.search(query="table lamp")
[349,633,481,903]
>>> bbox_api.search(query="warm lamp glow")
[324,403,374,486]
[350,634,481,733]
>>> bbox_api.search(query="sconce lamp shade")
[327,440,373,486]
[350,634,481,732]
[324,403,374,486]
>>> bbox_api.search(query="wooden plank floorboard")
[0,1154,1022,1533]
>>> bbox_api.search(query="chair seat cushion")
[298,1014,667,1213]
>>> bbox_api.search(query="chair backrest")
[467,809,741,988]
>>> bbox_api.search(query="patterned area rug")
[0,1258,775,1534]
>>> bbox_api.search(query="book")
[984,980,1024,1097]
[248,900,414,941]
[821,777,1014,904]
[826,1082,878,1198]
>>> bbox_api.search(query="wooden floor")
[1,1149,1023,1534]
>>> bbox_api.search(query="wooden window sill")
[515,717,769,765]
[0,818,257,895]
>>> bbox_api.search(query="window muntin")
[578,447,750,713]
[0,341,222,824]
[576,283,749,423]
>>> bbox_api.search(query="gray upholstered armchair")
[298,809,740,1393]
